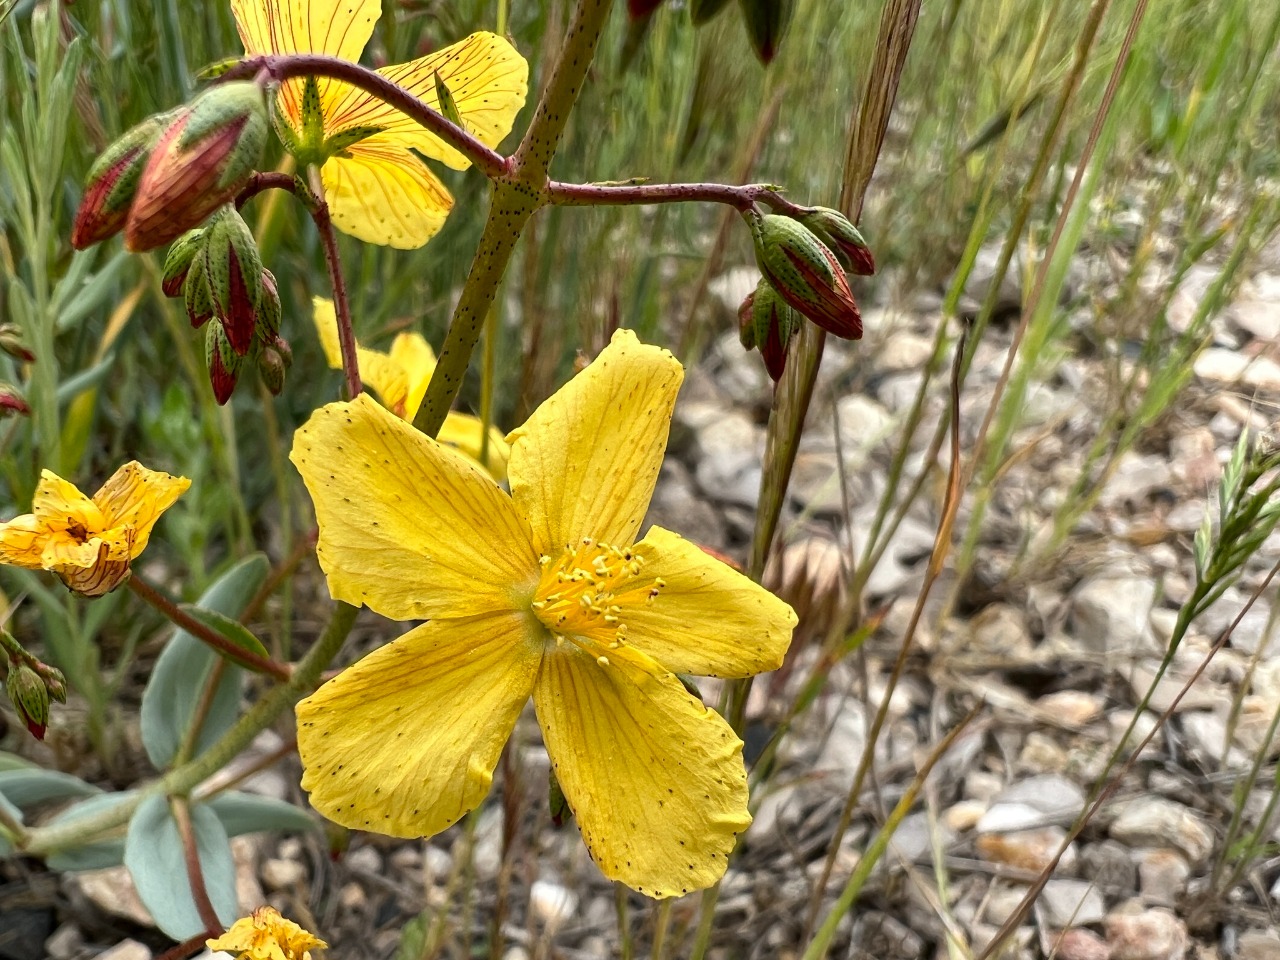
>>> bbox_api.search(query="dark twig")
[171,796,224,937]
[547,180,807,216]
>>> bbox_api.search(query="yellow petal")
[389,331,437,421]
[230,0,379,132]
[438,411,510,482]
[311,297,413,415]
[290,394,539,620]
[321,144,453,249]
[0,514,47,569]
[507,329,682,555]
[533,641,751,898]
[91,461,190,559]
[625,527,796,678]
[208,906,326,960]
[321,32,529,170]
[27,471,117,568]
[298,612,541,838]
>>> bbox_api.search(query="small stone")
[502,948,531,960]
[968,603,1034,657]
[1104,906,1189,960]
[389,846,423,870]
[983,885,1028,926]
[1110,798,1213,863]
[976,774,1087,832]
[98,940,152,960]
[1238,931,1280,960]
[1080,841,1139,893]
[1194,348,1280,392]
[1051,927,1113,960]
[1040,879,1106,927]
[231,836,264,915]
[44,923,83,960]
[942,800,986,833]
[977,827,1075,874]
[529,879,578,931]
[1137,848,1190,905]
[339,881,366,910]
[424,845,452,879]
[1019,732,1069,773]
[1036,691,1104,727]
[877,332,934,372]
[68,867,153,927]
[1070,576,1159,656]
[344,845,382,874]
[261,857,306,890]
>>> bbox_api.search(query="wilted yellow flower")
[0,462,190,597]
[230,0,528,248]
[207,906,326,960]
[311,298,508,479]
[290,329,796,898]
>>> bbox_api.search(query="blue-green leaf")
[205,791,317,838]
[43,791,137,871]
[0,768,101,809]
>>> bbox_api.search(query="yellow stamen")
[531,537,664,645]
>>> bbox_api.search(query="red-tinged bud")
[202,207,263,355]
[0,324,35,363]
[42,666,67,705]
[269,333,293,369]
[125,82,268,252]
[205,320,243,405]
[0,382,30,417]
[256,270,281,340]
[70,112,172,250]
[798,206,876,275]
[691,0,732,24]
[184,255,215,329]
[257,344,287,396]
[739,0,795,65]
[628,0,665,17]
[740,279,799,381]
[161,228,207,297]
[748,211,862,340]
[6,662,49,740]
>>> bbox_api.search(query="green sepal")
[433,70,465,129]
[322,124,384,158]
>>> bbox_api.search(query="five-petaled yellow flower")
[0,462,189,597]
[207,906,326,960]
[290,329,796,898]
[230,0,528,248]
[311,297,508,479]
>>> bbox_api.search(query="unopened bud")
[256,269,281,340]
[748,211,862,340]
[257,344,287,396]
[162,228,207,298]
[202,207,263,355]
[690,0,732,24]
[42,666,67,705]
[0,324,35,363]
[628,0,665,17]
[798,207,875,275]
[0,383,30,417]
[269,333,293,369]
[70,112,172,249]
[6,662,50,740]
[740,279,798,381]
[740,0,794,65]
[184,255,215,329]
[125,82,268,252]
[205,320,243,405]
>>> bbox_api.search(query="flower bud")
[691,0,732,24]
[6,662,50,740]
[739,279,798,381]
[740,0,795,65]
[202,207,263,355]
[125,82,268,252]
[256,270,281,340]
[0,324,35,363]
[257,344,287,396]
[205,320,243,405]
[628,0,665,17]
[748,211,862,340]
[798,206,876,276]
[162,228,207,298]
[270,334,293,369]
[184,255,215,329]
[0,382,30,417]
[43,666,68,705]
[70,112,172,250]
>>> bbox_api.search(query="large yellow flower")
[311,297,508,479]
[230,0,528,248]
[290,330,796,898]
[0,462,189,597]
[207,906,326,960]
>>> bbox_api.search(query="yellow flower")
[230,0,528,249]
[207,906,327,960]
[290,329,796,898]
[0,462,190,597]
[311,297,508,479]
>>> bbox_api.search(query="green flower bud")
[0,323,35,363]
[70,112,173,250]
[184,255,215,329]
[691,0,732,24]
[205,319,243,405]
[125,82,268,252]
[747,211,862,340]
[739,0,795,65]
[798,206,876,276]
[256,269,281,340]
[6,662,50,740]
[739,279,799,381]
[162,228,207,298]
[202,207,263,356]
[257,344,287,396]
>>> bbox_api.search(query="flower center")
[532,537,664,648]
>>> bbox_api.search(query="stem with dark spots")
[548,180,808,215]
[304,168,362,399]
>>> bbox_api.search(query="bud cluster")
[740,206,875,381]
[161,208,290,404]
[4,651,67,742]
[71,82,267,254]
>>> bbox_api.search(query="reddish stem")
[221,54,509,180]
[171,797,224,937]
[235,171,298,208]
[129,576,292,682]
[154,932,212,960]
[547,180,808,216]
[308,187,362,399]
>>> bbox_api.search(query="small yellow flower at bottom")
[207,906,326,960]
[0,462,189,597]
